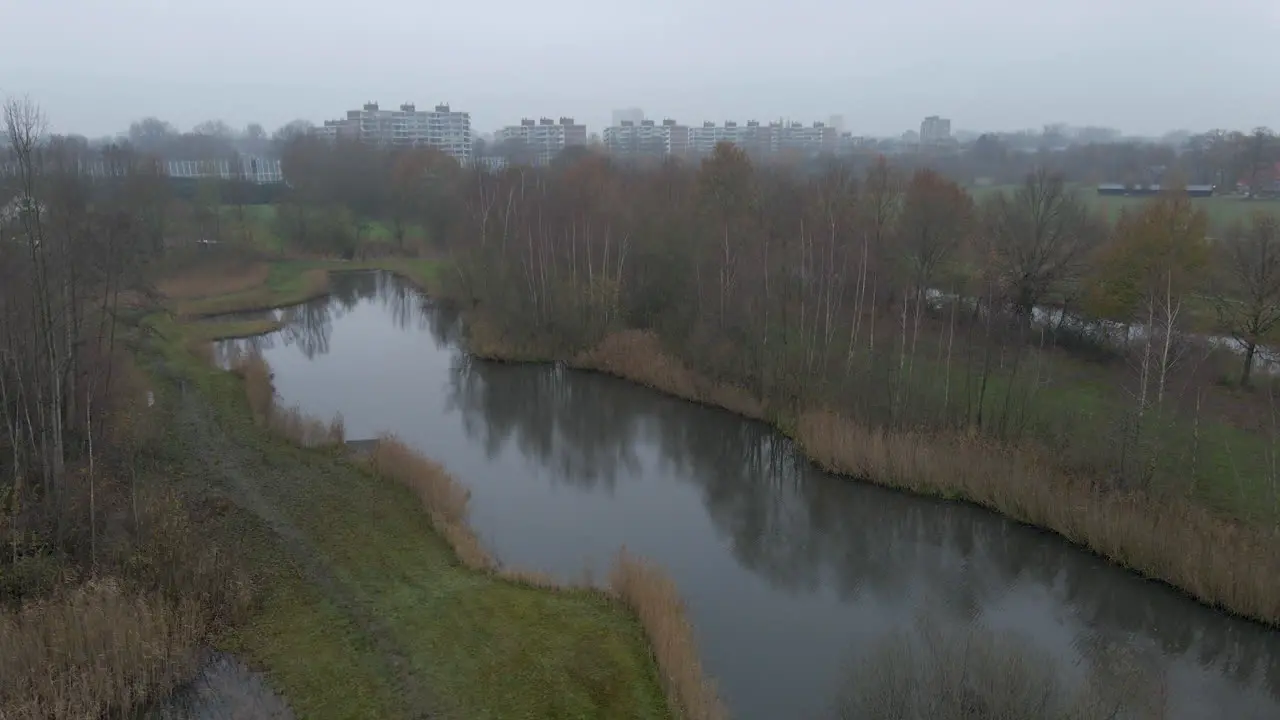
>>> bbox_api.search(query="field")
[969,183,1280,230]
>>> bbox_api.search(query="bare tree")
[981,169,1099,317]
[1212,212,1280,386]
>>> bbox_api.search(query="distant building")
[604,119,685,159]
[613,118,836,159]
[495,117,587,166]
[311,102,473,163]
[1096,183,1214,198]
[920,115,952,145]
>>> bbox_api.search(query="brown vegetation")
[0,580,203,720]
[368,434,493,571]
[1,98,252,717]
[158,260,271,301]
[573,330,765,420]
[610,550,728,720]
[795,410,1280,622]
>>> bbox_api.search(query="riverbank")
[152,262,728,719]
[147,313,684,718]
[179,258,1280,628]
[165,257,445,319]
[511,328,1280,628]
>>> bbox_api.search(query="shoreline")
[503,329,1280,630]
[164,268,722,719]
[189,263,1280,629]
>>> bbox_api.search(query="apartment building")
[311,102,473,163]
[495,117,587,166]
[604,119,691,159]
[920,115,952,145]
[676,119,838,158]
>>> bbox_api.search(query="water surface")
[219,271,1280,719]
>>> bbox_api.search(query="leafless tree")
[981,169,1100,317]
[1212,213,1280,386]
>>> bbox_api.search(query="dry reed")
[573,330,765,420]
[610,549,727,720]
[159,262,271,301]
[368,434,494,571]
[795,411,1280,624]
[0,579,204,720]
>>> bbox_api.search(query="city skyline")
[3,1,1277,139]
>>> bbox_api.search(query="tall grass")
[0,579,203,720]
[158,261,271,301]
[610,550,728,720]
[572,330,765,420]
[368,434,493,571]
[796,411,1280,624]
[2,347,253,718]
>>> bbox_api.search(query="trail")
[164,367,442,720]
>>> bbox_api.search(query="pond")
[217,271,1280,719]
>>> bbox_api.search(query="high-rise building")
[603,118,692,159]
[495,117,588,166]
[311,102,473,163]
[920,115,952,145]
[687,119,837,158]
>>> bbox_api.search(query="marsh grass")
[158,262,271,301]
[573,330,765,420]
[0,580,203,720]
[368,434,494,571]
[796,411,1280,625]
[177,267,330,319]
[610,550,728,720]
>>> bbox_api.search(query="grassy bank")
[153,314,688,718]
[165,256,446,321]
[540,330,1280,627]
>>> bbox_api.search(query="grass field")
[969,183,1280,230]
[148,308,674,719]
[217,204,429,255]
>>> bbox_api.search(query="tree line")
[434,143,1280,517]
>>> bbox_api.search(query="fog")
[1,0,1277,136]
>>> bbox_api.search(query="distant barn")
[1097,183,1215,198]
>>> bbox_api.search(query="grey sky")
[2,0,1277,138]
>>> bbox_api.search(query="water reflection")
[445,350,1280,696]
[226,271,1280,719]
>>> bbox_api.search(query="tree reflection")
[445,359,645,492]
[437,308,1280,701]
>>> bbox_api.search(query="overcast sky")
[2,0,1277,138]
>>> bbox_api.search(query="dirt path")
[165,369,443,720]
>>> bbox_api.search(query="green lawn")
[968,183,1280,231]
[151,313,672,719]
